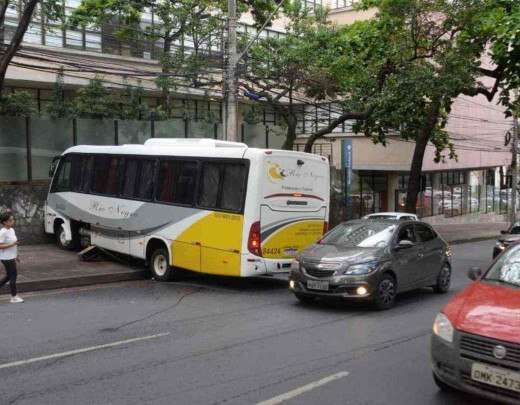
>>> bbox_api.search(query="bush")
[0,91,37,116]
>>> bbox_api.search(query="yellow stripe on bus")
[171,212,244,276]
[262,220,324,259]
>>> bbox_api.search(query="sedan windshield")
[320,222,396,248]
[485,245,520,287]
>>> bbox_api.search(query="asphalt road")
[0,240,500,405]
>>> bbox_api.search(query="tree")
[243,1,347,150]
[0,90,36,115]
[69,0,283,114]
[46,68,74,118]
[303,0,520,213]
[363,0,520,213]
[0,0,63,94]
[72,77,117,118]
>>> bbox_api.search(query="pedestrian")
[0,212,23,303]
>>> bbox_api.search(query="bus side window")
[121,158,155,200]
[198,163,220,209]
[220,164,247,212]
[157,160,197,205]
[92,155,120,196]
[71,155,93,193]
[197,162,247,212]
[51,156,72,193]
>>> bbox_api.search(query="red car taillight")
[248,221,262,256]
[323,221,328,235]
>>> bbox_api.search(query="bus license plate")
[471,363,520,393]
[307,280,329,291]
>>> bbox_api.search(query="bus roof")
[62,138,328,163]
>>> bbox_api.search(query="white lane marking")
[256,371,350,405]
[0,332,170,370]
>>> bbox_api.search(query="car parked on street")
[493,222,520,258]
[363,212,419,221]
[431,245,520,404]
[288,219,452,309]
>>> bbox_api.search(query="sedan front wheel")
[374,274,397,310]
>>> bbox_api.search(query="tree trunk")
[282,115,297,150]
[0,0,9,46]
[405,102,441,213]
[405,132,429,213]
[161,36,173,114]
[0,0,38,95]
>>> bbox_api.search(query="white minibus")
[45,138,330,279]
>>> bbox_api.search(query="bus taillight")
[248,221,262,257]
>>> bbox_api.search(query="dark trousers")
[0,259,17,296]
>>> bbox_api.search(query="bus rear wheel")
[150,247,174,281]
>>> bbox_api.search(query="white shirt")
[0,227,17,260]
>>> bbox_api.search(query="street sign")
[342,139,353,208]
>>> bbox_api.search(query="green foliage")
[71,77,116,119]
[46,69,74,119]
[69,0,284,110]
[246,2,339,148]
[119,80,150,120]
[0,91,37,117]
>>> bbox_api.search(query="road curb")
[1,270,148,296]
[447,236,496,245]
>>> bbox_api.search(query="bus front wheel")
[56,224,74,250]
[150,248,174,281]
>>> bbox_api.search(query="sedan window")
[396,225,416,243]
[321,222,396,248]
[485,246,520,287]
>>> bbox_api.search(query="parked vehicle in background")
[288,219,451,309]
[431,245,520,404]
[44,138,330,280]
[363,212,418,221]
[493,222,520,258]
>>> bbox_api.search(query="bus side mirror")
[49,156,60,177]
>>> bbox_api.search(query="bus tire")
[150,247,174,281]
[56,224,74,251]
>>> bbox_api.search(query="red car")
[431,245,520,404]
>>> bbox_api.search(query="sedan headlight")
[495,241,505,249]
[343,261,379,275]
[433,313,454,343]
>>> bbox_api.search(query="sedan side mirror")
[395,240,415,250]
[500,230,508,235]
[467,267,483,281]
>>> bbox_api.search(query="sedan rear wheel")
[433,263,451,294]
[374,274,397,310]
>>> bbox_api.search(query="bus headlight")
[433,313,454,343]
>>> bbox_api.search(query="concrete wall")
[0,183,53,244]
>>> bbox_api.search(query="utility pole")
[224,0,238,142]
[512,106,519,226]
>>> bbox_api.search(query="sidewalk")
[0,244,147,296]
[0,222,505,295]
[433,221,507,244]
